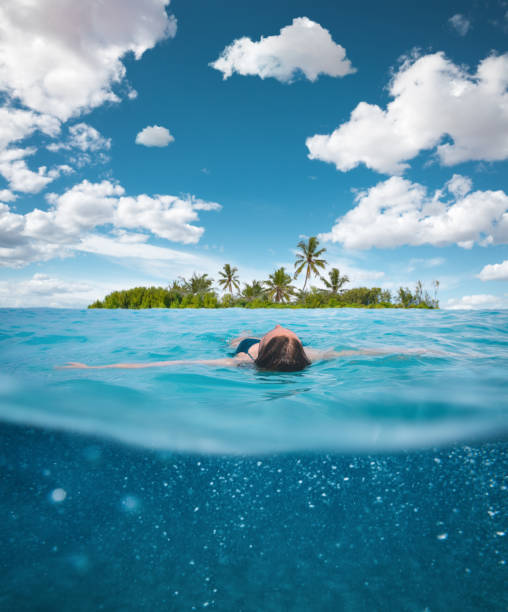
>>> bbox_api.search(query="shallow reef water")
[0,308,507,610]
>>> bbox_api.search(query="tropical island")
[89,237,439,309]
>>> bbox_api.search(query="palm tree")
[242,280,265,301]
[432,280,440,308]
[168,279,185,292]
[294,236,327,290]
[414,280,423,305]
[218,264,240,294]
[323,268,349,294]
[264,267,296,303]
[181,273,214,295]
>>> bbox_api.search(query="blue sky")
[0,0,507,308]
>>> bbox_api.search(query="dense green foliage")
[89,237,439,309]
[89,281,438,309]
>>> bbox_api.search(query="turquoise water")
[1,308,508,452]
[0,308,507,610]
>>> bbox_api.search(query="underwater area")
[0,308,507,610]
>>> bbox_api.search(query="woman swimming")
[61,324,368,372]
[230,324,311,371]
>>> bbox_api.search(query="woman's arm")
[305,347,437,362]
[304,347,392,362]
[58,357,240,370]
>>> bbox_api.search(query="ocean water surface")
[0,308,507,610]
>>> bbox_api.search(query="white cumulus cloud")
[445,174,472,199]
[13,273,91,297]
[47,122,111,166]
[0,273,97,307]
[135,125,174,147]
[319,175,508,249]
[0,189,16,202]
[449,14,471,36]
[0,0,177,121]
[0,107,61,150]
[445,294,506,310]
[211,17,355,83]
[0,179,221,267]
[0,147,73,193]
[0,109,65,193]
[0,2,176,196]
[306,52,508,174]
[48,123,111,153]
[478,260,508,281]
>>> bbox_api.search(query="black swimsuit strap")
[235,338,260,359]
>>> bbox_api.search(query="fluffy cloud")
[0,273,96,307]
[445,294,506,310]
[0,179,221,267]
[0,0,176,121]
[0,107,61,150]
[0,108,66,194]
[319,175,508,249]
[135,125,174,147]
[48,123,111,152]
[306,52,508,174]
[445,174,472,199]
[211,17,355,83]
[478,260,508,281]
[0,147,73,193]
[449,14,471,36]
[7,273,90,297]
[0,2,176,196]
[0,189,16,202]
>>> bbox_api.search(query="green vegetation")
[89,237,439,309]
[264,267,296,303]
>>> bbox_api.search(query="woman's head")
[255,325,310,372]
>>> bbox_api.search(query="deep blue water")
[0,308,507,610]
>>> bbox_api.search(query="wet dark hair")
[254,336,311,372]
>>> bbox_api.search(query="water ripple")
[0,308,507,453]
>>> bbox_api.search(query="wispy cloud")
[445,294,507,310]
[408,257,445,273]
[448,14,471,36]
